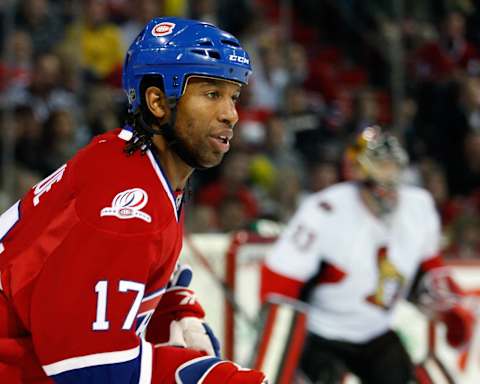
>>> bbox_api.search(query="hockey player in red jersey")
[260,126,475,384]
[0,17,267,383]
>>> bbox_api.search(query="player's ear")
[145,86,169,121]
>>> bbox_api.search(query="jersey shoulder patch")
[71,130,178,234]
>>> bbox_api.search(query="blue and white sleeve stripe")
[43,338,153,384]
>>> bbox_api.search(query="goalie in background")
[260,126,475,384]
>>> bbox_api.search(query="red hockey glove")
[147,264,220,357]
[176,356,268,384]
[416,267,476,349]
[439,305,475,349]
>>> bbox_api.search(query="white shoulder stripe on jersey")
[139,338,153,384]
[146,150,178,222]
[0,200,20,254]
[42,346,140,376]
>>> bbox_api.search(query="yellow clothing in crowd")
[62,21,124,78]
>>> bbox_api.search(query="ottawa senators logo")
[366,246,405,310]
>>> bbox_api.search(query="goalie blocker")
[250,295,307,384]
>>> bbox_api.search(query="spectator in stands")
[196,151,259,223]
[41,109,78,174]
[120,0,162,52]
[13,165,42,199]
[396,96,419,155]
[0,30,33,93]
[217,197,251,232]
[462,76,480,131]
[163,0,188,17]
[13,105,45,174]
[452,129,480,195]
[60,0,124,82]
[281,83,325,164]
[270,167,303,221]
[0,165,42,213]
[347,87,382,133]
[15,0,64,55]
[184,204,218,233]
[431,74,480,197]
[248,114,306,220]
[306,160,340,193]
[249,28,289,110]
[444,215,480,259]
[85,85,121,137]
[428,75,480,196]
[411,10,480,82]
[217,0,254,37]
[5,52,77,124]
[286,43,310,86]
[420,159,463,227]
[250,115,305,192]
[234,80,273,152]
[189,0,218,25]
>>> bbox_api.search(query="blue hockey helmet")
[122,17,253,113]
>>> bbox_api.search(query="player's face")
[173,77,241,168]
[368,158,401,188]
[364,158,402,213]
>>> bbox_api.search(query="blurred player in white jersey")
[260,126,475,383]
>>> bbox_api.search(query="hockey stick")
[250,295,308,384]
[416,321,456,384]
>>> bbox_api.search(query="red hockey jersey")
[0,129,191,383]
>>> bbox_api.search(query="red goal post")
[183,231,276,361]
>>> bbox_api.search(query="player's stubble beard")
[161,118,224,170]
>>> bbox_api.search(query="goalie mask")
[345,126,408,215]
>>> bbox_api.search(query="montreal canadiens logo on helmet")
[100,188,152,223]
[151,22,176,37]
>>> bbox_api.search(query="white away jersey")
[264,182,441,343]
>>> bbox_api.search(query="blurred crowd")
[1,0,480,259]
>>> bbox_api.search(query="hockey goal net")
[180,232,480,384]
